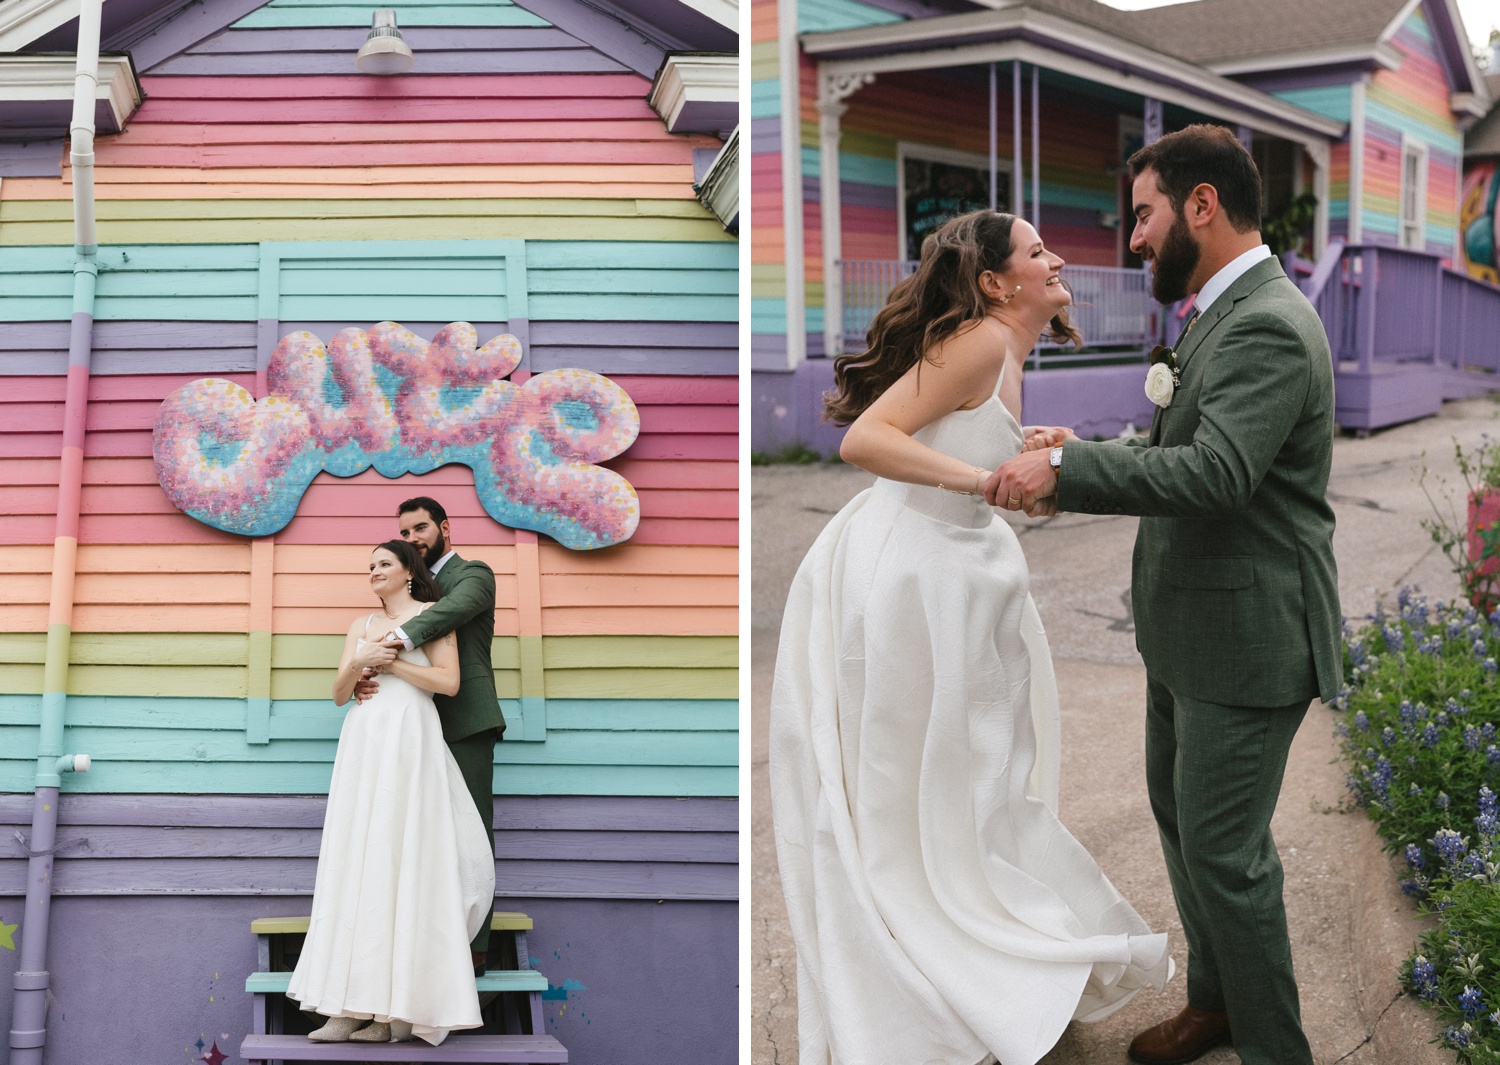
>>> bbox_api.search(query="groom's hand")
[985,449,1058,512]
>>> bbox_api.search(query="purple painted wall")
[752,361,1156,457]
[0,895,735,1065]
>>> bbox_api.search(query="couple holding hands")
[771,124,1341,1065]
[284,496,506,1046]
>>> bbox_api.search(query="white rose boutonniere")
[1145,344,1181,408]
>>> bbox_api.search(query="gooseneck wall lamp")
[356,9,415,74]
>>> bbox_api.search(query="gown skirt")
[286,641,496,1046]
[770,397,1172,1065]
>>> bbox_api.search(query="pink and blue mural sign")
[1462,163,1500,287]
[153,322,641,549]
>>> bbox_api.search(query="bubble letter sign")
[153,322,641,549]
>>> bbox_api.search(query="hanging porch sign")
[152,321,640,550]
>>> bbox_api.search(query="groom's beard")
[423,531,447,568]
[1149,210,1201,305]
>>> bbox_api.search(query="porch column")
[1013,62,1023,215]
[818,70,873,359]
[1307,141,1330,259]
[1030,63,1040,230]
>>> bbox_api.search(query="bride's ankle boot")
[389,1019,414,1042]
[348,1020,390,1042]
[308,1015,367,1042]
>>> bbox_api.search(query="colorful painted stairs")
[239,911,568,1064]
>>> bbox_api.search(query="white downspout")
[7,1,100,1061]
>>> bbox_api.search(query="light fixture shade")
[356,9,414,75]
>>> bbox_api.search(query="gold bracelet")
[938,467,988,496]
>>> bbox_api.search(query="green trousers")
[1145,676,1313,1065]
[448,728,500,957]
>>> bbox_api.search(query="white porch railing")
[839,260,1162,364]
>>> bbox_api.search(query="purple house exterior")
[751,0,1500,455]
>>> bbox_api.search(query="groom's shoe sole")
[1126,1006,1231,1065]
[1125,1035,1229,1065]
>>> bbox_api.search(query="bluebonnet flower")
[1465,725,1481,750]
[1383,624,1407,653]
[1400,700,1419,729]
[1434,828,1468,865]
[1460,852,1487,877]
[1354,710,1369,732]
[1450,619,1466,639]
[1367,756,1394,803]
[1488,744,1500,770]
[1422,722,1440,747]
[1475,638,1489,658]
[1447,698,1467,716]
[1411,955,1439,1002]
[1382,726,1396,747]
[1480,786,1496,817]
[1406,843,1426,869]
[1401,878,1425,897]
[1485,656,1497,673]
[1482,722,1496,743]
[1445,1023,1474,1049]
[1438,710,1451,726]
[1437,791,1452,809]
[1463,688,1476,701]
[1410,782,1423,797]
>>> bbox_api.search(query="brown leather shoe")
[1127,1005,1231,1064]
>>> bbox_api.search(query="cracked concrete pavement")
[750,395,1500,1065]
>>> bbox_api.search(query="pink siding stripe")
[140,74,656,101]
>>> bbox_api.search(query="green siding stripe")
[1271,86,1352,124]
[0,725,735,765]
[0,239,738,323]
[0,694,737,734]
[1364,90,1464,147]
[798,0,903,34]
[235,1,551,28]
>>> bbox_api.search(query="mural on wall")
[154,322,641,549]
[1461,162,1500,287]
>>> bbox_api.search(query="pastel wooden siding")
[0,0,737,799]
[1361,5,1462,253]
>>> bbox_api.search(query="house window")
[1400,139,1428,250]
[896,144,1011,261]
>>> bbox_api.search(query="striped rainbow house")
[0,0,739,1062]
[751,0,1500,452]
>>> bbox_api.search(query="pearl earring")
[998,284,1021,304]
[406,577,413,593]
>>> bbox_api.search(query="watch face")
[1050,447,1062,467]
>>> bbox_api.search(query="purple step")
[239,1034,568,1063]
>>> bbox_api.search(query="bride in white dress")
[771,210,1172,1065]
[286,538,496,1046]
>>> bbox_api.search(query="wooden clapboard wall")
[0,0,737,805]
[1359,4,1461,255]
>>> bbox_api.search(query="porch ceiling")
[801,5,1347,150]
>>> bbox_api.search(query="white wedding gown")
[286,617,496,1045]
[770,388,1172,1065]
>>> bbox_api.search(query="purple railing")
[839,260,1161,365]
[1301,242,1500,374]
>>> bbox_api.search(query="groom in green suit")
[989,125,1340,1065]
[379,495,506,972]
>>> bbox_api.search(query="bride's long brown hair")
[824,210,1081,426]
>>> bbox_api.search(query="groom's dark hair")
[1129,124,1262,234]
[397,495,448,526]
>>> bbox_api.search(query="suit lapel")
[1146,256,1285,444]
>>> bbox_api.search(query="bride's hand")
[1022,425,1077,452]
[353,641,398,671]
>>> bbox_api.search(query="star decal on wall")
[0,919,17,950]
[200,1041,227,1065]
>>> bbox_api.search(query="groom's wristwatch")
[1049,446,1063,469]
